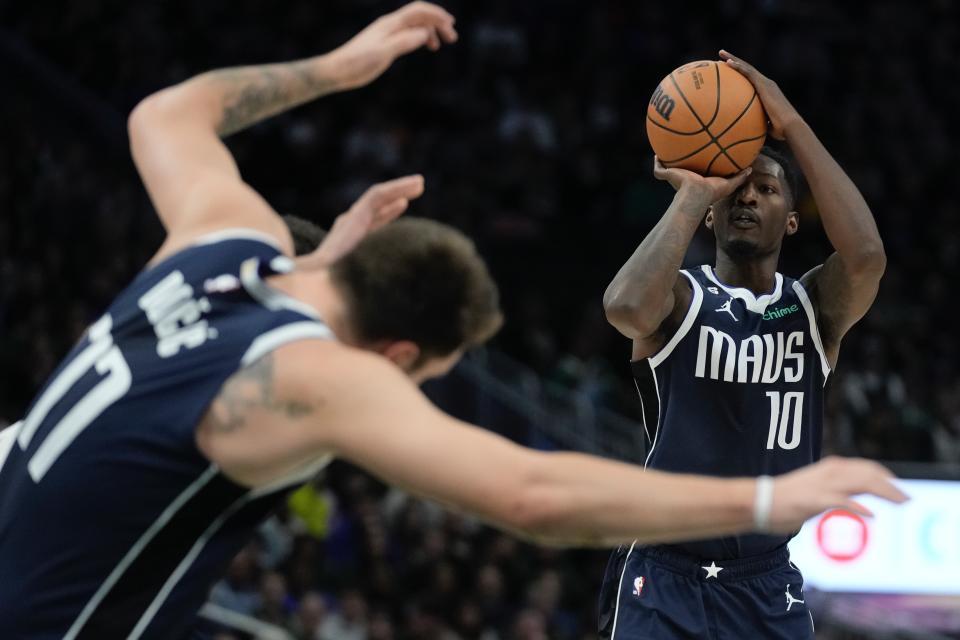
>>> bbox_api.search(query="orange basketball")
[646,60,767,176]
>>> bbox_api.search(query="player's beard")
[725,237,761,258]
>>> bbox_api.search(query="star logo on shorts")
[702,561,723,579]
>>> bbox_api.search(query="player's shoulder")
[269,338,408,401]
[148,222,295,269]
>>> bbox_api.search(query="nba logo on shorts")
[632,576,645,597]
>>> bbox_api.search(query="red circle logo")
[816,509,869,562]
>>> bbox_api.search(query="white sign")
[789,479,960,595]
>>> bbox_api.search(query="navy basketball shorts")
[598,545,815,640]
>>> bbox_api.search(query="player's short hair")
[282,214,327,256]
[330,218,503,361]
[758,144,801,209]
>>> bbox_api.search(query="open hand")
[328,2,458,91]
[719,50,802,140]
[311,174,425,266]
[766,456,909,534]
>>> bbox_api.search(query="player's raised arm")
[603,160,751,356]
[128,2,457,255]
[720,50,885,366]
[286,341,907,547]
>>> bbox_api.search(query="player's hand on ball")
[312,174,425,266]
[718,50,801,140]
[327,2,457,91]
[653,155,752,205]
[766,457,909,533]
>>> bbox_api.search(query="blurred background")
[1,0,958,638]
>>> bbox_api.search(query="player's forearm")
[603,188,707,337]
[783,119,885,273]
[139,54,344,138]
[518,452,756,547]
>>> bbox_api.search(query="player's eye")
[760,185,777,194]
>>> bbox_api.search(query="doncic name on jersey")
[139,269,219,358]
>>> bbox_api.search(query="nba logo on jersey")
[139,270,217,358]
[632,576,645,597]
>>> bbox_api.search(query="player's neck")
[712,251,779,294]
[269,270,353,341]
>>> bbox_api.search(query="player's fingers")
[832,459,909,505]
[426,27,442,52]
[391,2,455,32]
[387,28,433,58]
[366,175,426,207]
[861,475,910,504]
[726,166,752,187]
[652,155,670,177]
[839,499,874,519]
[720,51,758,76]
[437,20,458,43]
[374,198,410,227]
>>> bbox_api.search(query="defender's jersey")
[636,265,830,559]
[0,231,334,639]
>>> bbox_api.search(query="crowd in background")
[2,0,958,637]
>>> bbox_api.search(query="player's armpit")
[630,275,693,360]
[800,249,885,365]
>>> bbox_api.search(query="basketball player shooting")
[601,50,889,638]
[0,7,904,638]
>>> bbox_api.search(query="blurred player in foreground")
[0,5,905,638]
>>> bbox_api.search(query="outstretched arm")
[721,51,885,366]
[289,342,907,547]
[129,2,457,259]
[604,160,750,359]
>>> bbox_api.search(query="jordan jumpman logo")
[785,584,805,611]
[715,297,738,322]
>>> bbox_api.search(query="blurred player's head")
[284,215,502,384]
[705,146,800,260]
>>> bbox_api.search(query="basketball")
[646,60,767,176]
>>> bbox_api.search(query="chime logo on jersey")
[694,326,804,384]
[139,270,218,358]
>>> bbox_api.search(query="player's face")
[707,155,797,258]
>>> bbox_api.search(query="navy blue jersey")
[0,230,334,639]
[636,265,830,559]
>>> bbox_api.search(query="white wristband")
[753,475,774,532]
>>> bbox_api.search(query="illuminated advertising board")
[789,479,960,594]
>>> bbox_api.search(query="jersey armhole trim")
[241,322,334,367]
[648,270,703,369]
[0,420,22,470]
[191,228,285,252]
[792,280,831,382]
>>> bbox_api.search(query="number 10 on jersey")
[766,391,803,450]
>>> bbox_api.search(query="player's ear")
[380,340,421,374]
[704,206,715,229]
[785,210,799,236]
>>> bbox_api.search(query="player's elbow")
[847,241,887,280]
[127,91,179,159]
[603,296,659,340]
[499,457,591,547]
